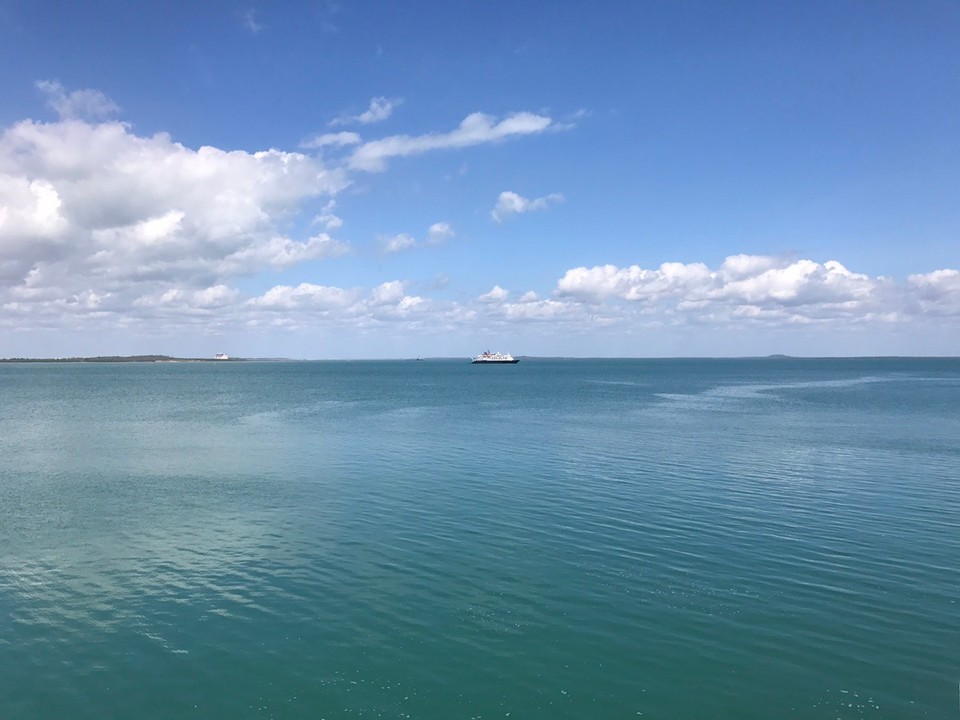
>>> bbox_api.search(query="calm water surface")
[1,358,958,718]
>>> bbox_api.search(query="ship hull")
[471,359,520,364]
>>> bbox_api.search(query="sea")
[0,358,958,719]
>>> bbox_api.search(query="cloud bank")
[555,256,905,325]
[2,84,956,356]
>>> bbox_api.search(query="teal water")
[1,358,958,719]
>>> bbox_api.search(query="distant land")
[2,354,955,364]
[0,355,247,363]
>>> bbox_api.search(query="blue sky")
[1,0,958,358]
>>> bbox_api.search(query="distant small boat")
[214,353,230,360]
[471,351,519,364]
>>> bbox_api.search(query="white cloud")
[194,284,241,307]
[554,108,591,130]
[3,252,960,354]
[247,283,360,311]
[907,269,960,316]
[241,280,428,328]
[716,259,875,306]
[478,285,509,303]
[313,200,343,230]
[300,131,362,149]
[219,233,349,274]
[363,283,427,320]
[378,222,454,253]
[331,96,403,127]
[3,84,957,356]
[908,268,960,294]
[242,9,263,33]
[468,289,594,326]
[357,97,402,124]
[426,222,455,245]
[491,190,564,223]
[380,233,417,254]
[0,178,68,247]
[501,298,577,321]
[36,80,119,120]
[349,111,555,172]
[554,256,905,324]
[717,253,781,280]
[0,115,348,318]
[369,280,406,305]
[135,284,240,310]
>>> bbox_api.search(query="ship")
[471,351,519,364]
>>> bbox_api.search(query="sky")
[0,0,958,358]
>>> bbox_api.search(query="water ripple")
[1,358,958,718]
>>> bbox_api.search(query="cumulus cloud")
[362,281,425,319]
[349,111,555,172]
[240,280,428,329]
[491,190,564,223]
[247,283,360,311]
[331,97,403,127]
[907,269,960,316]
[0,114,349,323]
[478,285,509,303]
[557,262,714,302]
[0,86,563,342]
[555,256,903,324]
[426,222,455,245]
[36,80,119,120]
[4,253,960,348]
[369,280,406,305]
[469,287,592,325]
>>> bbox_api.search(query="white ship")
[471,351,519,364]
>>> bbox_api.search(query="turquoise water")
[1,358,958,719]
